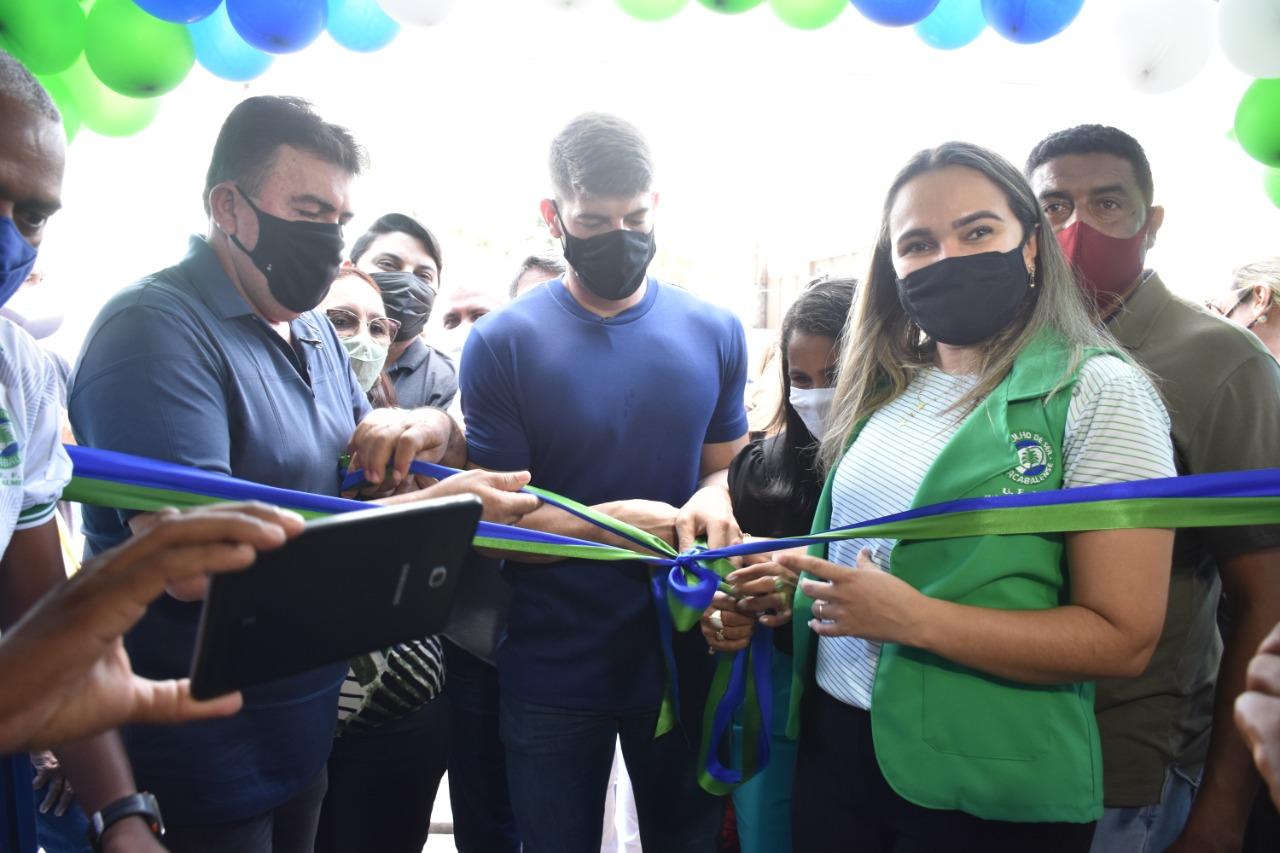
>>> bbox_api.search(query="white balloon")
[1111,0,1214,94]
[376,0,456,26]
[1220,0,1280,79]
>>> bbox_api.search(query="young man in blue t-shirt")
[460,112,750,852]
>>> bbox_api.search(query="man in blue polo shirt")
[69,96,535,853]
[460,112,749,852]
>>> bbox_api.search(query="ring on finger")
[814,601,824,620]
[715,628,726,643]
[708,609,724,632]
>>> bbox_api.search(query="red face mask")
[1055,219,1149,314]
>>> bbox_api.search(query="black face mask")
[556,208,656,301]
[895,245,1035,346]
[229,187,345,314]
[371,270,435,341]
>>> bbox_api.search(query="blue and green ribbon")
[62,445,1280,795]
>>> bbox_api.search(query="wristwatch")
[87,791,165,851]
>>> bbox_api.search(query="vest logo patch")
[1008,431,1053,486]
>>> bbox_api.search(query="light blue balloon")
[189,2,273,81]
[850,0,939,27]
[981,0,1083,45]
[134,0,221,24]
[226,0,327,54]
[327,0,399,52]
[915,0,985,49]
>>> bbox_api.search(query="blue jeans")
[444,640,521,853]
[1089,766,1199,853]
[35,804,91,853]
[500,695,722,853]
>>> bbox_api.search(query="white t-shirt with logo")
[814,354,1176,710]
[0,317,71,559]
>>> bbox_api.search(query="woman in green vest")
[773,142,1177,851]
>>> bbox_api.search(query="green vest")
[788,333,1109,823]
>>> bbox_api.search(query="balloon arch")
[0,0,1278,208]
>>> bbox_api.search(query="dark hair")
[350,212,443,275]
[549,112,653,201]
[510,253,566,298]
[1025,124,1154,206]
[203,96,366,215]
[761,278,856,511]
[0,50,60,124]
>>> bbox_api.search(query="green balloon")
[37,74,82,142]
[616,0,689,21]
[769,0,845,29]
[1235,79,1280,169]
[696,0,766,12]
[1265,169,1280,210]
[0,0,87,75]
[85,0,193,98]
[58,54,160,137]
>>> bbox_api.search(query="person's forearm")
[914,597,1157,684]
[1180,595,1277,846]
[54,731,138,813]
[699,468,729,489]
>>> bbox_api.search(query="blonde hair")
[819,142,1121,473]
[1232,258,1280,303]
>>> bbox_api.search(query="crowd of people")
[1,45,1280,853]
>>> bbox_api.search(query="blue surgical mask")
[0,218,38,311]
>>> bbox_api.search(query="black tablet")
[190,495,482,700]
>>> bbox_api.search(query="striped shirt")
[337,636,446,734]
[0,317,70,557]
[815,354,1175,710]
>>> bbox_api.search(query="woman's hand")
[700,591,755,654]
[724,559,797,629]
[784,548,929,645]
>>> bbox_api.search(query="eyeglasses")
[325,308,400,345]
[1206,288,1250,318]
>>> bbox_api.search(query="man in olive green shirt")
[1029,125,1280,853]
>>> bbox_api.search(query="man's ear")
[540,198,562,238]
[208,183,240,236]
[1144,205,1165,250]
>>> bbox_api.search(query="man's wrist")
[89,792,163,851]
[100,815,157,848]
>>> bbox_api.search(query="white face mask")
[789,386,835,440]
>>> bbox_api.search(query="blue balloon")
[850,0,940,27]
[190,2,273,80]
[915,0,985,49]
[981,0,1083,44]
[133,0,221,24]
[327,0,399,52]
[226,0,327,54]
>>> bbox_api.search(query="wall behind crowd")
[35,0,1276,363]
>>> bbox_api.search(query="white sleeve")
[1062,354,1176,489]
[16,349,71,530]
